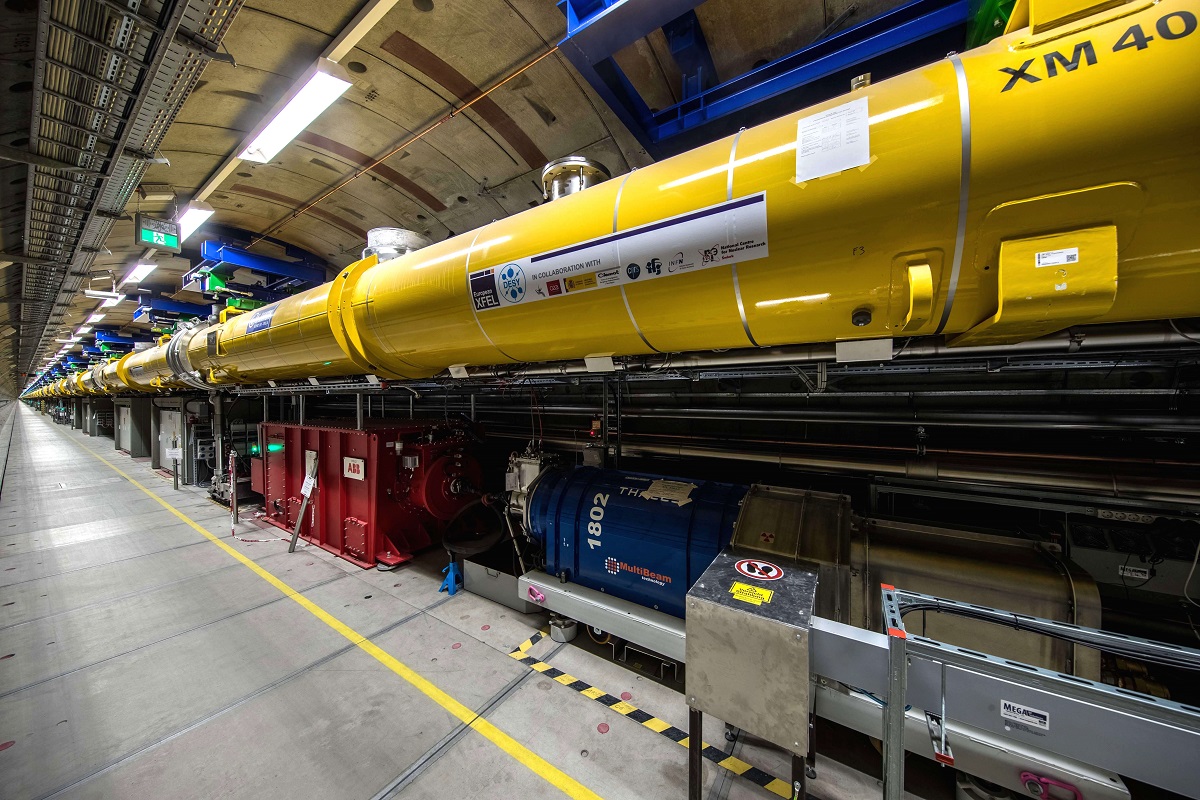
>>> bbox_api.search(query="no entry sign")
[733,558,784,581]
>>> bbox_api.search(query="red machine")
[252,420,482,568]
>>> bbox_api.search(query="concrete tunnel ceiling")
[143,0,900,265]
[7,0,909,393]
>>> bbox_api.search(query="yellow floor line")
[62,428,603,800]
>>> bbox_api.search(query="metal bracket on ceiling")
[556,0,971,158]
[175,29,237,66]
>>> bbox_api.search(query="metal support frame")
[133,297,210,321]
[805,587,1200,798]
[513,568,1200,797]
[556,0,968,156]
[231,374,385,395]
[880,585,908,800]
[192,241,326,287]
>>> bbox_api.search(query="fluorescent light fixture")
[87,313,106,323]
[100,294,127,308]
[84,289,122,301]
[177,201,214,243]
[238,59,352,163]
[121,263,157,286]
[76,326,92,335]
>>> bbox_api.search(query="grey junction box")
[685,550,818,754]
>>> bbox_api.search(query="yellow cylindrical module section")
[186,284,359,384]
[117,343,178,391]
[81,0,1200,391]
[329,0,1198,376]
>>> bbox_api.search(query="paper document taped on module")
[797,97,870,182]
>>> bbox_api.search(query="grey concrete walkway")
[0,405,888,800]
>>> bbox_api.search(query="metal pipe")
[356,393,364,430]
[491,432,1198,503]
[432,403,1200,433]
[464,326,1200,379]
[608,407,1200,432]
[621,442,1199,502]
[299,394,306,426]
[420,402,1200,433]
[211,392,223,481]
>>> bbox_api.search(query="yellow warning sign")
[729,581,774,606]
[565,272,598,292]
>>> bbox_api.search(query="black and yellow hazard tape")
[509,630,792,798]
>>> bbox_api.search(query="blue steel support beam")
[133,297,210,322]
[96,330,154,345]
[556,0,706,152]
[558,0,968,158]
[558,0,705,55]
[650,0,969,141]
[193,241,326,285]
[662,10,717,100]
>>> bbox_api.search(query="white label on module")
[796,96,870,183]
[639,479,697,507]
[1001,700,1049,731]
[1035,247,1079,268]
[1118,564,1150,581]
[468,194,769,312]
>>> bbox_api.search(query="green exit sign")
[134,213,181,253]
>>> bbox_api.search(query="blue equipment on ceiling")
[133,297,211,328]
[95,330,154,346]
[183,241,327,304]
[556,0,970,158]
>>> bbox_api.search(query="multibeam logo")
[603,557,672,586]
[1001,700,1050,731]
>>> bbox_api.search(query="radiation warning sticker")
[734,558,784,581]
[729,581,774,606]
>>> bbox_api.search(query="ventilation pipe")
[362,227,431,261]
[541,156,610,202]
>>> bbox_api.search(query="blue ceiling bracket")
[184,241,327,302]
[557,0,970,158]
[133,297,211,327]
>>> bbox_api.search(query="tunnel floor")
[0,405,935,800]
